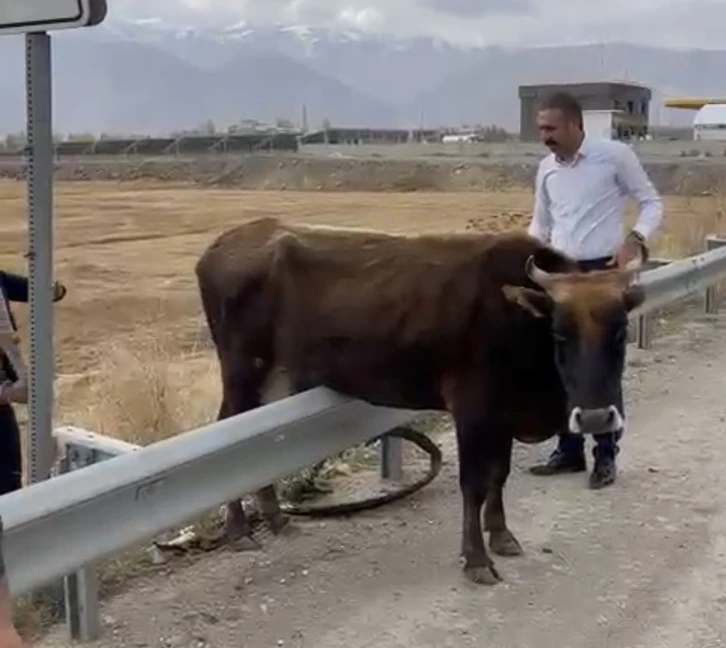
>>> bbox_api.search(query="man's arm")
[527,162,552,243]
[614,143,663,242]
[0,273,28,304]
[0,272,66,304]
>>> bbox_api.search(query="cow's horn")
[525,255,555,287]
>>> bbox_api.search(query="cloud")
[421,0,534,18]
[109,0,723,50]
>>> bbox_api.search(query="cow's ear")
[623,285,645,313]
[502,285,553,318]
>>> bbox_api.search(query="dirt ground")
[1,174,725,645]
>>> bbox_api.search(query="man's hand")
[52,281,66,302]
[614,231,648,269]
[0,623,25,648]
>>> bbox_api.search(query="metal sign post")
[25,31,55,485]
[1,0,108,493]
[0,0,107,640]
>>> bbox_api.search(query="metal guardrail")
[631,235,726,348]
[1,388,415,596]
[1,234,726,643]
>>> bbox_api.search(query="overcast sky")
[114,0,725,49]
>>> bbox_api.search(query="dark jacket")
[0,272,28,332]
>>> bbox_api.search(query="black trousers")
[0,404,22,496]
[555,255,625,462]
[0,273,25,496]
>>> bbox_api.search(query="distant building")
[442,133,478,143]
[581,109,622,140]
[300,127,441,145]
[693,104,726,141]
[518,81,652,142]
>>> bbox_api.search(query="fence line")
[0,132,301,159]
[2,233,726,643]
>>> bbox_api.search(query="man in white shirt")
[526,91,663,489]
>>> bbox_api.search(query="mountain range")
[0,20,723,136]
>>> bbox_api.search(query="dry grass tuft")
[658,188,726,258]
[72,332,220,446]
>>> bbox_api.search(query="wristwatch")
[626,229,649,262]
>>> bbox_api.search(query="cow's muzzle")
[568,406,623,435]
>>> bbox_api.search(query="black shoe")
[529,450,586,476]
[588,456,617,489]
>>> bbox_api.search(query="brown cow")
[195,217,645,585]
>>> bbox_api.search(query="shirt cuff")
[631,224,653,241]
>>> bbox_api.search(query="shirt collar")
[555,133,589,166]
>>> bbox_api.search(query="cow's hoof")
[229,534,262,553]
[268,513,298,537]
[224,521,262,552]
[489,529,523,556]
[464,563,502,585]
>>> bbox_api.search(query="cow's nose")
[568,406,622,434]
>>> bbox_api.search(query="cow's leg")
[455,418,502,585]
[255,484,295,536]
[248,371,324,537]
[217,342,277,551]
[218,395,263,552]
[484,434,523,557]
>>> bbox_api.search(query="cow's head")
[503,250,645,436]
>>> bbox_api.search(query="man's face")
[536,108,578,156]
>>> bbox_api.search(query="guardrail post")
[60,444,102,642]
[380,432,403,481]
[705,235,726,313]
[635,258,671,349]
[53,427,140,643]
[636,312,653,349]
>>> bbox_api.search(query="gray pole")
[25,31,55,485]
[381,433,403,482]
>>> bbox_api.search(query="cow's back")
[264,222,561,413]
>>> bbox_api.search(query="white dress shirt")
[527,136,663,261]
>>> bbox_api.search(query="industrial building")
[692,104,726,141]
[663,98,726,141]
[518,81,652,142]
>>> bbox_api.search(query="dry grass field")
[0,178,724,460]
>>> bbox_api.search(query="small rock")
[148,546,168,565]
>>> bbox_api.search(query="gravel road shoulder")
[37,308,726,648]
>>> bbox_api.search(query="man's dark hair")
[538,91,583,129]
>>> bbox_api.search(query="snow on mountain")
[90,18,479,103]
